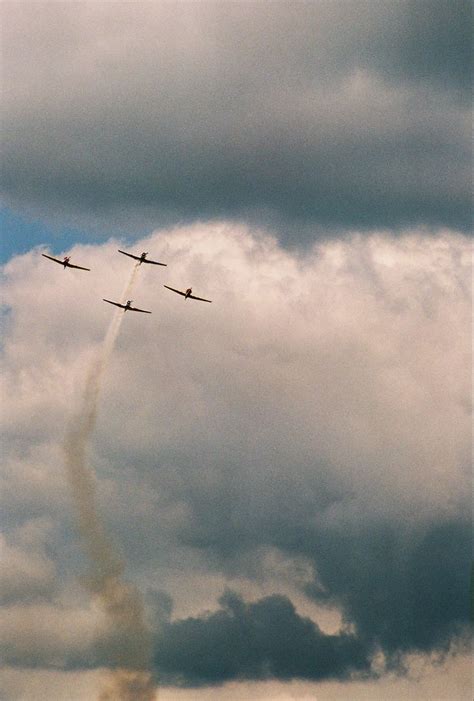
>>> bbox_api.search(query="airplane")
[41,254,90,271]
[102,299,152,314]
[118,250,167,266]
[163,285,212,303]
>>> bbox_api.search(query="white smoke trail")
[63,263,156,701]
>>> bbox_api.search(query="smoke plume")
[63,263,156,700]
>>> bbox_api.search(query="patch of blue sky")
[0,208,150,263]
[0,208,90,262]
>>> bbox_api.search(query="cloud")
[374,0,472,90]
[0,601,101,670]
[1,2,471,239]
[0,531,56,606]
[1,657,472,701]
[1,223,471,687]
[153,590,371,686]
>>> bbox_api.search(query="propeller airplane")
[103,299,152,314]
[163,285,212,303]
[42,254,90,271]
[118,250,167,266]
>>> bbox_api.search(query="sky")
[0,2,472,701]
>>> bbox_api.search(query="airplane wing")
[143,258,167,266]
[103,299,125,309]
[66,262,90,271]
[163,285,187,297]
[129,305,152,314]
[189,294,212,303]
[118,250,141,261]
[41,253,64,265]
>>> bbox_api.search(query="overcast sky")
[0,2,472,700]
[1,0,471,256]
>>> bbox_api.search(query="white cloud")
[1,223,470,687]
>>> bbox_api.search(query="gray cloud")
[374,0,472,91]
[1,2,471,240]
[152,590,371,686]
[301,520,471,656]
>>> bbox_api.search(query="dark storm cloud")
[301,520,472,656]
[175,471,472,662]
[1,1,471,240]
[147,523,471,686]
[152,591,371,686]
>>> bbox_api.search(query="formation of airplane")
[42,248,213,314]
[118,250,167,266]
[164,285,212,303]
[41,254,90,271]
[103,299,152,314]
